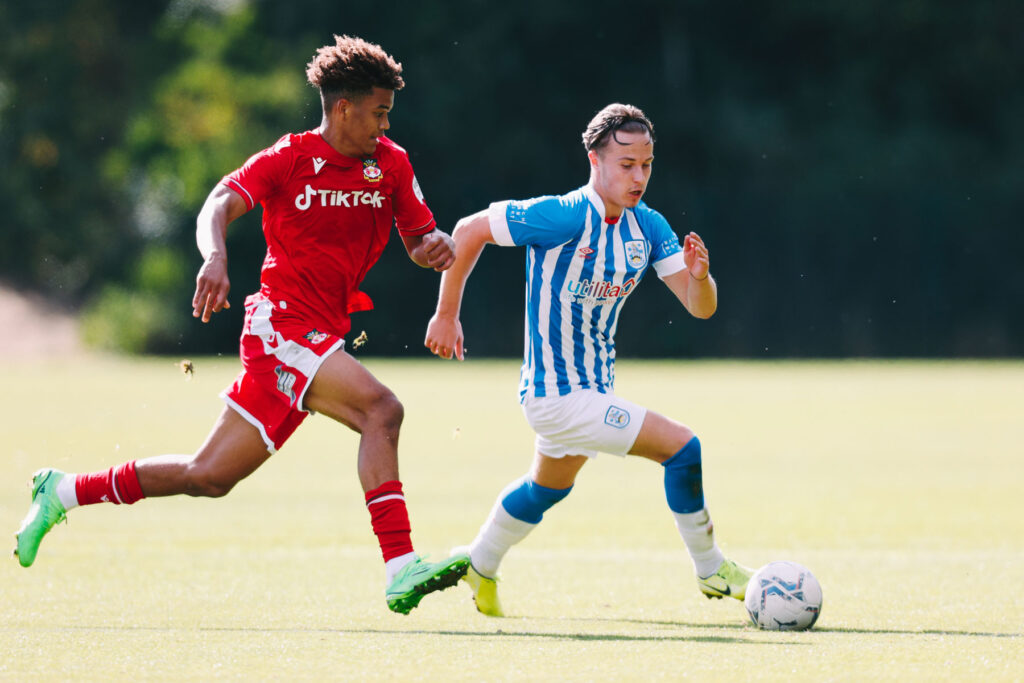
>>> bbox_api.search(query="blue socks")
[662,436,705,513]
[500,476,573,524]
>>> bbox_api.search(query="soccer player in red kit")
[14,35,469,614]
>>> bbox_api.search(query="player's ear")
[334,97,351,119]
[587,149,599,169]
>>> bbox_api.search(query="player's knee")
[365,389,404,437]
[669,426,697,455]
[183,462,238,498]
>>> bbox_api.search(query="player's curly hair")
[582,103,655,153]
[306,35,404,109]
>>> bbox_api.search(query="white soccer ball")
[744,561,823,631]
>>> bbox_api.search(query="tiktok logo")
[294,185,384,210]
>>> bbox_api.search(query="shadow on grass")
[33,622,1019,641]
[346,629,755,644]
[36,625,761,644]
[812,627,1022,638]
[541,616,1021,640]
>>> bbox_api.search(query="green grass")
[2,357,1022,681]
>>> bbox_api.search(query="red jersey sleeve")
[221,135,295,210]
[392,153,436,236]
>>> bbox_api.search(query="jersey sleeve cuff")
[222,177,255,210]
[488,201,515,246]
[654,252,687,279]
[397,218,437,236]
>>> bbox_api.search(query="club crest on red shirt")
[363,159,383,182]
[304,329,329,345]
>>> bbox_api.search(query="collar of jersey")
[308,129,374,169]
[584,182,625,225]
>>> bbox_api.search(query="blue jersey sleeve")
[641,206,687,278]
[488,190,588,249]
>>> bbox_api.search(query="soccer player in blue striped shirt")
[426,103,751,616]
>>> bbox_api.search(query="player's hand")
[192,254,231,323]
[418,230,456,272]
[683,232,710,281]
[425,313,465,361]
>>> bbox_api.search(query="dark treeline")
[2,0,1021,357]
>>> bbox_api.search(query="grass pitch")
[1,356,1022,681]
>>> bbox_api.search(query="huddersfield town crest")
[363,159,383,182]
[604,405,631,429]
[624,240,647,268]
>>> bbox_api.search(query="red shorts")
[222,293,344,452]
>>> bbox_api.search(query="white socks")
[673,508,725,578]
[468,502,536,578]
[384,551,418,585]
[55,474,79,511]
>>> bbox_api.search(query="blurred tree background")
[1,0,1021,357]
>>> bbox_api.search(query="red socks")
[364,480,414,562]
[72,466,412,564]
[75,461,145,506]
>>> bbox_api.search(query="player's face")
[338,87,395,157]
[590,131,654,217]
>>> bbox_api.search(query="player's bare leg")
[304,348,404,491]
[305,348,467,614]
[14,407,270,567]
[530,452,588,489]
[135,407,273,497]
[627,411,695,464]
[629,410,751,600]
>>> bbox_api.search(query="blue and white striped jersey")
[488,183,687,401]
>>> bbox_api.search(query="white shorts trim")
[221,392,277,454]
[298,337,344,412]
[522,389,647,459]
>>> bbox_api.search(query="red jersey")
[222,130,435,336]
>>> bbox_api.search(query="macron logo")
[312,158,326,175]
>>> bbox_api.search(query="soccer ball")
[744,561,822,631]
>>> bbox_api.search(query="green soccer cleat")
[697,558,753,601]
[385,553,470,615]
[14,468,68,568]
[451,545,504,617]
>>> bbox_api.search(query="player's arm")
[192,184,248,323]
[400,228,456,272]
[424,209,495,360]
[661,231,717,319]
